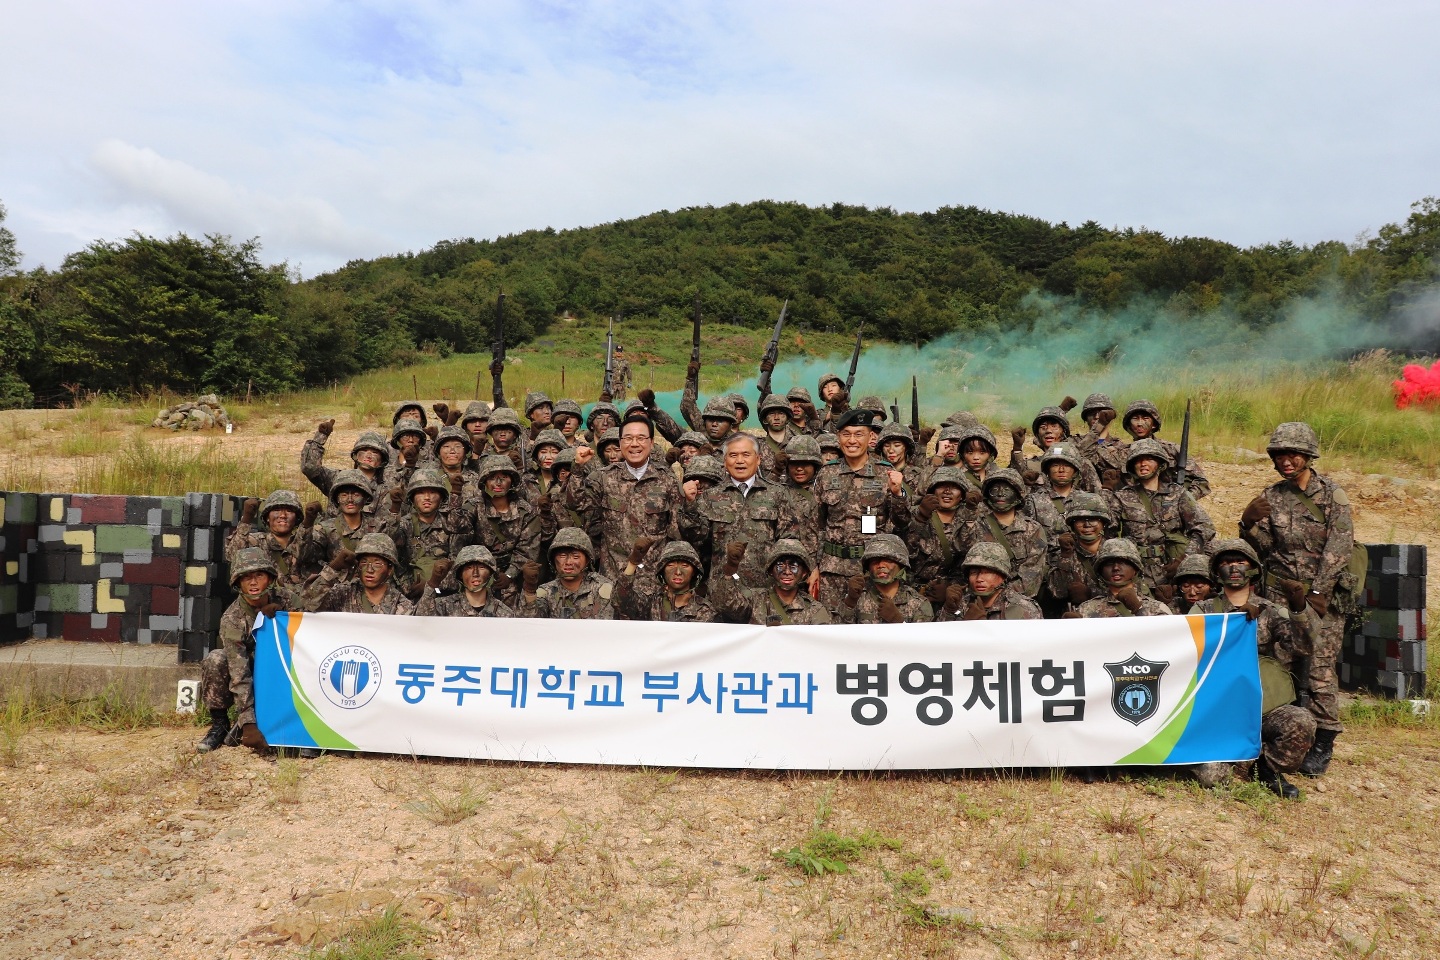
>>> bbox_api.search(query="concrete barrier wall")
[1343,544,1428,699]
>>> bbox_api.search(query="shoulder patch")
[536,586,551,600]
[1330,486,1349,507]
[597,582,614,600]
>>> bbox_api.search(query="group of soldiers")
[198,368,1357,800]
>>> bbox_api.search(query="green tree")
[0,200,19,276]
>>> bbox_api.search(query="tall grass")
[68,436,286,495]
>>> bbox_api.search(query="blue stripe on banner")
[253,613,321,749]
[1163,612,1262,763]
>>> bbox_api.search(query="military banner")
[252,612,1262,770]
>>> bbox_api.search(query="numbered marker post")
[176,679,200,715]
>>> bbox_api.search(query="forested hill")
[1,197,1437,406]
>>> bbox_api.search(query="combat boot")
[196,715,231,753]
[1297,729,1338,777]
[1255,756,1300,800]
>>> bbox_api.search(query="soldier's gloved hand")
[1279,578,1308,613]
[844,575,866,608]
[1057,533,1076,557]
[432,403,450,423]
[1022,469,1040,485]
[1067,579,1089,605]
[759,356,776,374]
[666,447,683,465]
[628,536,657,567]
[329,549,357,572]
[921,579,948,603]
[943,584,967,612]
[521,562,542,592]
[916,493,940,523]
[962,598,987,621]
[428,559,452,588]
[1097,410,1117,428]
[537,492,552,512]
[389,486,404,510]
[1242,599,1262,622]
[964,488,984,508]
[827,389,850,411]
[638,388,656,408]
[1163,557,1182,579]
[598,391,613,403]
[1116,584,1142,613]
[445,409,461,427]
[259,602,283,618]
[1010,426,1026,449]
[240,498,260,524]
[506,448,524,470]
[723,542,747,577]
[449,475,464,498]
[488,568,511,592]
[1240,496,1272,529]
[424,425,439,441]
[317,418,335,436]
[801,401,819,422]
[918,426,935,447]
[490,358,504,378]
[402,448,418,467]
[1059,396,1077,413]
[698,442,716,457]
[403,581,424,602]
[686,361,701,381]
[877,597,904,624]
[303,502,321,528]
[1306,592,1329,617]
[1153,584,1176,603]
[1061,610,1082,619]
[1100,469,1122,491]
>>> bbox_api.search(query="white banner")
[254,611,1262,770]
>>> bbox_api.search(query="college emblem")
[1104,653,1169,726]
[319,645,383,709]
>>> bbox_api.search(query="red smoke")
[1393,361,1440,410]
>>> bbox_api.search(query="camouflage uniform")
[876,423,924,497]
[389,470,467,595]
[381,418,432,505]
[458,401,492,467]
[839,535,933,624]
[1169,553,1215,614]
[515,528,616,619]
[1076,540,1174,618]
[199,550,294,730]
[933,542,1044,622]
[1242,423,1355,735]
[813,373,848,434]
[787,386,821,437]
[1121,399,1210,500]
[1102,439,1215,589]
[302,429,391,520]
[569,458,683,580]
[1022,442,1089,536]
[519,428,568,507]
[616,541,717,622]
[956,469,1049,599]
[469,455,543,583]
[775,436,824,564]
[710,539,834,625]
[307,470,387,570]
[610,350,632,401]
[300,535,415,615]
[680,470,802,589]
[813,454,909,609]
[757,393,800,484]
[414,545,517,618]
[549,399,584,448]
[224,490,321,590]
[1071,393,1128,477]
[903,466,974,590]
[1010,407,1102,493]
[1044,492,1116,612]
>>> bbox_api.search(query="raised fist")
[330,548,357,572]
[1240,496,1272,529]
[1097,409,1117,428]
[760,357,775,374]
[666,447,683,465]
[402,448,418,467]
[844,575,866,607]
[1100,469,1122,491]
[537,492,552,512]
[598,391,613,403]
[449,475,464,497]
[877,597,903,624]
[1058,396,1077,413]
[801,402,819,421]
[944,584,966,612]
[240,498,259,524]
[917,426,935,447]
[921,578,949,602]
[638,388,656,408]
[574,446,595,466]
[962,599,987,621]
[1153,584,1176,603]
[1061,610,1082,619]
[774,450,789,471]
[428,559,452,588]
[303,502,321,528]
[389,486,404,509]
[628,536,657,566]
[492,568,513,591]
[1116,584,1142,613]
[1067,578,1090,605]
[521,562,543,592]
[424,425,439,441]
[317,418,335,436]
[916,493,940,523]
[1057,533,1075,556]
[964,488,984,508]
[506,448,524,470]
[432,403,450,422]
[1163,557,1182,579]
[827,389,850,411]
[723,541,747,575]
[490,358,504,378]
[445,408,461,427]
[1010,426,1026,448]
[1022,469,1040,485]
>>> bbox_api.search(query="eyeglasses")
[336,491,366,501]
[772,560,803,573]
[357,559,388,571]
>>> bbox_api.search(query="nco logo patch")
[319,645,383,709]
[1104,652,1169,725]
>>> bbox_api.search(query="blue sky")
[2,1,1437,276]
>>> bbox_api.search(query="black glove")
[317,418,335,436]
[240,498,259,524]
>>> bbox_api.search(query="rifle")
[756,299,789,402]
[910,376,920,439]
[490,291,507,408]
[890,398,900,423]
[602,315,616,397]
[843,324,864,397]
[690,295,702,366]
[1175,399,1192,488]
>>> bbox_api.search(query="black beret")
[834,408,879,432]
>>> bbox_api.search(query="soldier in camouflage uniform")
[757,393,799,484]
[616,539,718,622]
[904,466,976,604]
[197,548,289,754]
[389,469,465,600]
[308,470,387,569]
[1120,399,1209,500]
[1045,492,1117,615]
[386,417,430,494]
[1170,553,1215,614]
[935,542,1044,622]
[955,422,999,492]
[1025,442,1087,536]
[1103,438,1215,593]
[1076,539,1174,618]
[1193,540,1317,797]
[680,433,802,590]
[301,423,390,516]
[523,391,554,438]
[518,528,616,619]
[585,401,620,446]
[1072,392,1127,483]
[459,401,491,465]
[775,435,823,564]
[815,372,849,435]
[813,409,911,610]
[550,399,584,447]
[301,532,415,615]
[610,345,632,401]
[957,468,1049,599]
[817,433,842,466]
[568,415,683,580]
[486,406,528,470]
[468,454,542,597]
[838,534,933,624]
[664,430,711,477]
[591,427,619,465]
[690,395,736,447]
[415,544,517,618]
[520,428,567,506]
[226,490,321,591]
[427,426,479,512]
[787,386,821,436]
[877,423,924,497]
[711,539,834,625]
[1009,402,1101,493]
[392,401,430,431]
[1239,421,1355,776]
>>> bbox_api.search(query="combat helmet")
[758,393,791,417]
[477,454,521,484]
[432,426,470,453]
[259,489,302,521]
[596,427,620,456]
[942,410,981,431]
[655,541,703,578]
[786,386,813,404]
[553,446,577,471]
[390,417,426,447]
[329,469,375,504]
[856,396,888,421]
[675,430,709,450]
[1031,405,1072,438]
[936,423,968,444]
[548,527,595,563]
[1123,399,1163,434]
[982,467,1026,498]
[764,538,814,573]
[684,454,726,485]
[1096,538,1144,570]
[1174,553,1215,584]
[459,400,491,427]
[862,533,911,568]
[725,393,751,420]
[1064,492,1114,526]
[816,433,840,453]
[961,542,1013,579]
[701,396,738,423]
[350,431,391,465]
[957,422,999,456]
[817,372,844,396]
[486,406,523,433]
[783,435,823,466]
[878,422,915,456]
[530,429,567,459]
[229,547,278,587]
[405,469,450,503]
[1080,393,1116,419]
[550,399,583,426]
[1040,442,1084,474]
[391,402,428,428]
[354,532,399,568]
[587,401,619,429]
[1266,422,1320,459]
[1209,538,1262,579]
[523,391,553,418]
[1125,437,1173,471]
[448,544,498,589]
[925,465,970,493]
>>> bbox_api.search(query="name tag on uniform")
[861,515,877,534]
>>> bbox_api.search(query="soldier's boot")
[196,714,231,754]
[1297,729,1338,777]
[297,748,321,759]
[1255,757,1300,800]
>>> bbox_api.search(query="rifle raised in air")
[490,290,507,408]
[843,324,864,397]
[690,295,702,366]
[910,376,920,439]
[1175,399,1192,489]
[602,315,616,397]
[756,299,789,402]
